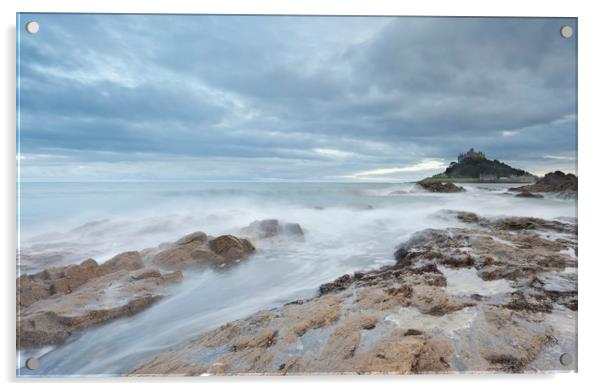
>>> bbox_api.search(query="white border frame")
[2,1,601,390]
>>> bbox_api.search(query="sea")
[16,181,577,376]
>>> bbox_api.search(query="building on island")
[479,173,537,183]
[458,148,486,162]
[479,173,497,181]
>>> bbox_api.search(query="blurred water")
[16,181,577,376]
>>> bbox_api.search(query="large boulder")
[208,235,256,262]
[418,181,465,193]
[151,231,255,271]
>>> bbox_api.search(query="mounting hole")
[25,21,39,34]
[25,357,39,370]
[560,25,573,39]
[559,352,573,366]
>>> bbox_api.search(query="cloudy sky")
[18,14,577,181]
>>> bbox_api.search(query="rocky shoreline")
[418,181,466,193]
[16,219,304,350]
[17,252,183,349]
[17,210,577,375]
[509,171,577,199]
[126,211,577,375]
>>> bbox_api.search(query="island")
[421,148,537,184]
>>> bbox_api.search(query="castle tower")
[458,148,485,162]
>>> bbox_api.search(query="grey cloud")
[18,14,577,180]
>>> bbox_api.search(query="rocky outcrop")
[449,210,576,234]
[510,171,577,197]
[240,219,304,239]
[209,235,256,261]
[515,191,544,199]
[130,268,460,376]
[17,251,182,348]
[418,181,465,193]
[396,212,577,284]
[17,251,144,309]
[129,212,576,375]
[149,232,255,271]
[17,227,261,349]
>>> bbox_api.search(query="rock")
[515,191,544,199]
[98,251,145,275]
[319,274,353,295]
[208,235,255,262]
[151,231,255,271]
[394,229,471,268]
[411,285,473,316]
[17,252,144,309]
[502,291,554,313]
[175,231,208,246]
[510,171,577,195]
[230,329,278,351]
[491,216,575,234]
[395,215,576,283]
[129,211,576,375]
[128,262,465,376]
[343,330,453,374]
[316,314,379,365]
[18,293,165,349]
[153,245,221,270]
[17,258,98,308]
[17,256,183,348]
[240,219,304,239]
[495,218,539,230]
[456,211,480,223]
[129,243,477,376]
[445,210,576,234]
[418,181,465,193]
[478,307,558,373]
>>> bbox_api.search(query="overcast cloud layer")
[18,14,577,181]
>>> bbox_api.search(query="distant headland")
[422,148,536,184]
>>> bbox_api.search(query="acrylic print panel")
[16,14,577,377]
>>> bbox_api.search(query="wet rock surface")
[418,181,466,193]
[510,171,577,198]
[17,251,182,348]
[149,232,255,271]
[16,222,291,353]
[515,191,544,199]
[16,225,288,352]
[129,211,577,375]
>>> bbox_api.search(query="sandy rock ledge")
[129,211,577,375]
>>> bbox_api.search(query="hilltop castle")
[425,148,535,183]
[457,148,485,162]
